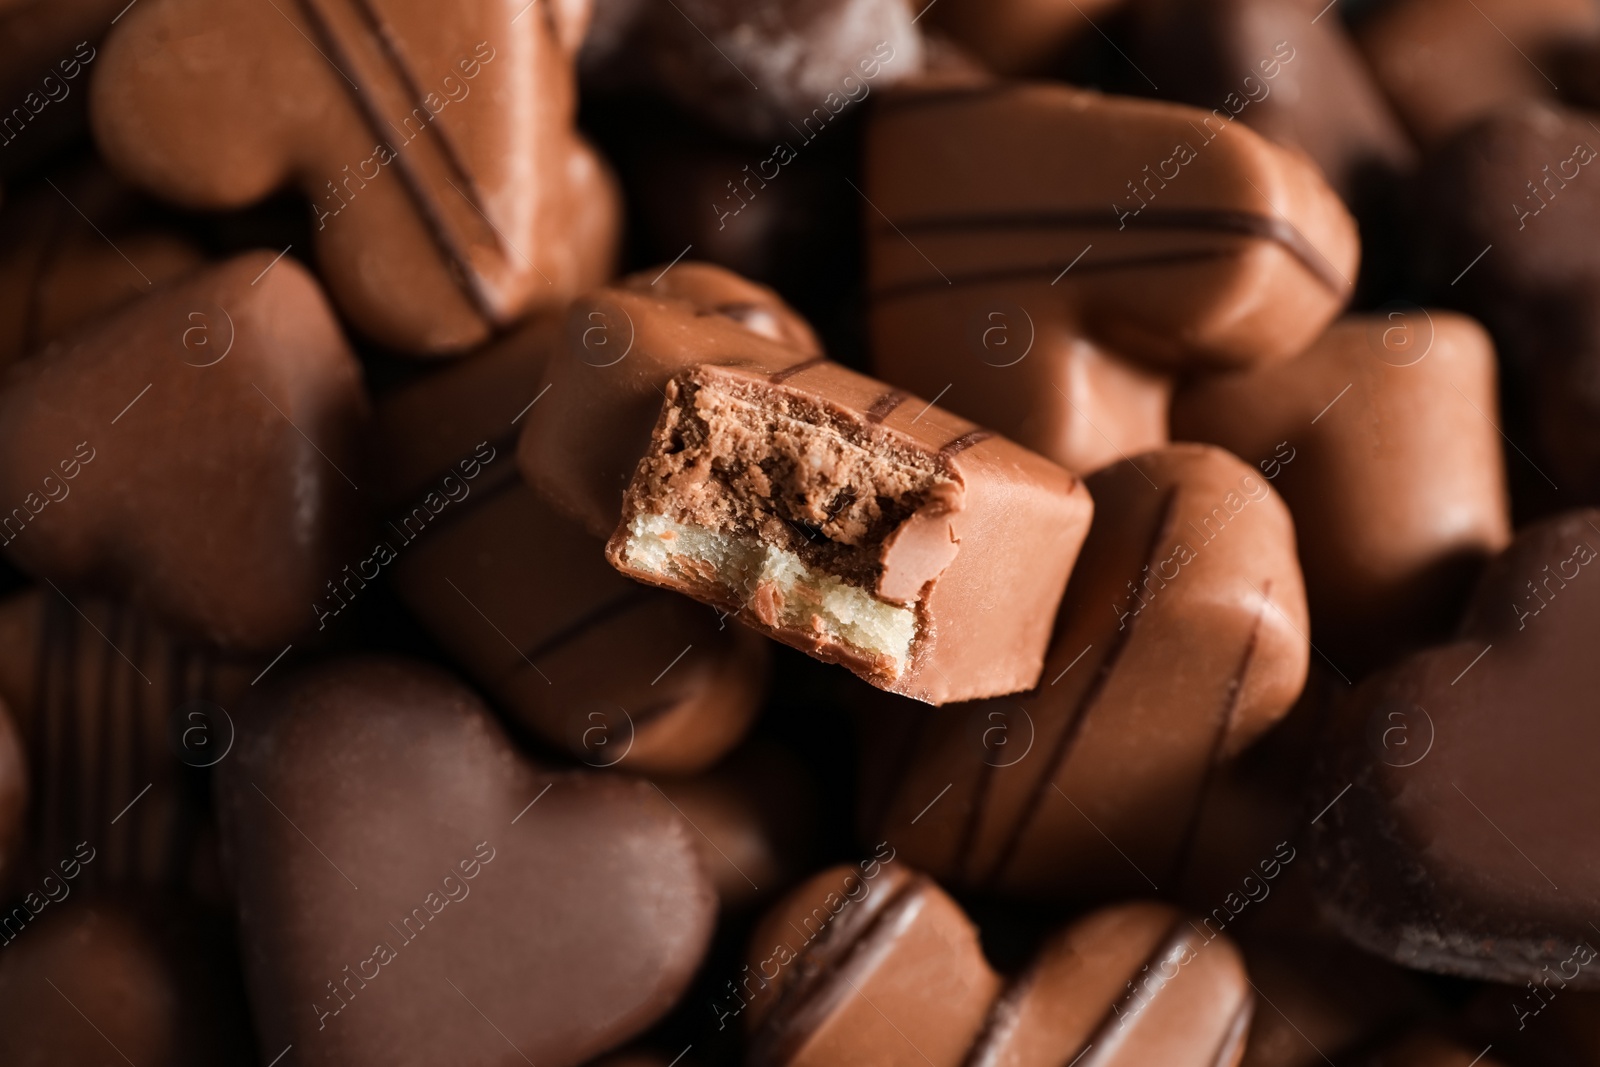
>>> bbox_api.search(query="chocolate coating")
[0,171,203,368]
[1132,0,1416,204]
[1173,313,1512,668]
[374,313,768,775]
[745,863,1252,1066]
[522,263,1091,704]
[1414,103,1600,503]
[0,896,254,1065]
[0,1,118,176]
[582,0,924,140]
[0,587,258,900]
[865,81,1358,473]
[0,252,370,649]
[1313,509,1600,987]
[862,444,1308,900]
[216,658,718,1067]
[91,0,619,354]
[1359,0,1600,147]
[921,0,1126,76]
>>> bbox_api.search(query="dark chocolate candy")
[216,658,717,1067]
[1313,509,1600,988]
[1172,313,1512,668]
[0,169,203,368]
[743,862,1251,1066]
[920,0,1127,76]
[581,0,924,140]
[521,263,1092,704]
[864,80,1358,473]
[91,0,619,354]
[0,252,369,649]
[1131,0,1416,205]
[861,444,1307,900]
[1359,0,1600,147]
[1413,102,1600,503]
[651,740,818,912]
[0,896,255,1065]
[0,587,258,902]
[374,312,767,775]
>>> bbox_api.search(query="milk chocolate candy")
[0,170,203,367]
[374,312,767,775]
[581,0,923,141]
[861,444,1308,900]
[520,263,1091,703]
[865,82,1359,473]
[0,588,257,903]
[0,896,254,1065]
[1358,0,1600,147]
[651,740,817,912]
[920,0,1127,76]
[1172,313,1512,667]
[0,252,369,649]
[216,658,718,1067]
[91,0,620,354]
[1414,103,1600,502]
[1313,509,1600,988]
[1131,0,1416,205]
[743,863,1251,1066]
[0,0,118,176]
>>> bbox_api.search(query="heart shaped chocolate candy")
[216,658,718,1067]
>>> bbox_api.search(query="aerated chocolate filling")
[630,371,950,589]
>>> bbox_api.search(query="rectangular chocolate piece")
[600,332,1091,704]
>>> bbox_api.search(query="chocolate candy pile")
[1,0,1598,1064]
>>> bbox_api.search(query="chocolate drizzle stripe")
[1206,991,1254,1067]
[872,248,1242,304]
[516,588,655,665]
[292,0,502,324]
[874,208,1345,293]
[384,456,523,548]
[865,390,909,423]
[961,954,1041,1067]
[767,356,829,384]
[1070,918,1196,1067]
[939,430,992,460]
[984,490,1181,888]
[1165,591,1269,886]
[749,876,928,1067]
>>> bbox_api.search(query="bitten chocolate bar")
[519,264,1092,704]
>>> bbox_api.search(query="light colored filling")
[623,513,917,671]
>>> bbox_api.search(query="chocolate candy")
[861,444,1307,900]
[0,252,369,649]
[0,169,203,368]
[1131,0,1416,205]
[520,263,1092,704]
[1361,1034,1508,1067]
[1313,509,1600,988]
[374,311,767,775]
[0,587,258,901]
[581,0,923,140]
[216,658,717,1067]
[920,0,1127,76]
[0,896,254,1065]
[865,81,1359,473]
[0,0,118,176]
[743,862,1251,1066]
[651,740,817,912]
[1172,313,1512,667]
[91,0,619,354]
[1358,0,1600,147]
[1413,103,1600,502]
